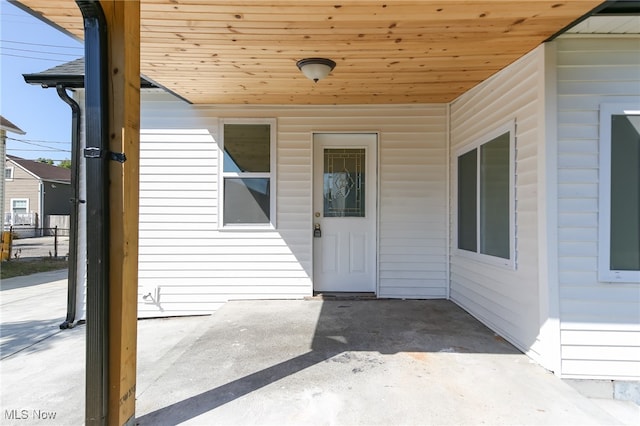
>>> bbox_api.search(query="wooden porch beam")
[99,1,140,424]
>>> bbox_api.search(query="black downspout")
[76,1,110,424]
[57,84,81,330]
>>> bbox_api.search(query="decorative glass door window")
[323,148,365,217]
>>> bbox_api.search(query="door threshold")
[307,292,377,301]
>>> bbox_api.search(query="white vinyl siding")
[450,46,548,365]
[378,111,448,298]
[138,92,447,316]
[556,36,640,379]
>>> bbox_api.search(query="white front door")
[313,133,377,292]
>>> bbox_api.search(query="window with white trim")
[5,167,13,180]
[9,198,32,225]
[220,119,276,228]
[11,198,28,214]
[456,121,515,268]
[598,104,640,282]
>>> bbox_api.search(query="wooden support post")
[99,1,140,424]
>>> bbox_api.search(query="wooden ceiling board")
[15,0,605,105]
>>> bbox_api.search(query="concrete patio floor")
[1,270,638,425]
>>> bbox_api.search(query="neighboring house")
[4,155,71,231]
[22,4,639,386]
[1,116,26,235]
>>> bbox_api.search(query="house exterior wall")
[4,159,40,226]
[449,46,550,367]
[69,34,638,382]
[555,36,640,379]
[1,130,5,228]
[42,180,71,217]
[137,93,447,317]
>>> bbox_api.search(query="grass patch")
[1,258,68,280]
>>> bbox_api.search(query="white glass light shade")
[296,58,336,83]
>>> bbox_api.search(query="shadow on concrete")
[136,299,519,425]
[0,318,64,359]
[137,349,337,424]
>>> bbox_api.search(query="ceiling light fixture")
[296,58,336,83]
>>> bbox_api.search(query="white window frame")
[454,120,516,269]
[9,198,30,225]
[218,118,277,230]
[598,104,640,283]
[5,167,14,181]
[11,198,29,214]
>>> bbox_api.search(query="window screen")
[609,114,640,271]
[457,127,512,263]
[480,133,510,259]
[458,149,477,252]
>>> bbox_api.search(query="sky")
[1,0,83,164]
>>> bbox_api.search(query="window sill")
[219,224,276,232]
[454,248,516,271]
[598,270,640,284]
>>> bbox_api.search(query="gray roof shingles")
[7,155,71,182]
[23,57,155,88]
[35,57,85,76]
[0,116,26,135]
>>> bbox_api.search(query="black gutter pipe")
[76,1,110,424]
[55,84,81,331]
[22,74,83,331]
[23,71,158,90]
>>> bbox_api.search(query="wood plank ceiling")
[15,0,605,104]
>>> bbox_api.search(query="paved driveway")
[1,271,637,425]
